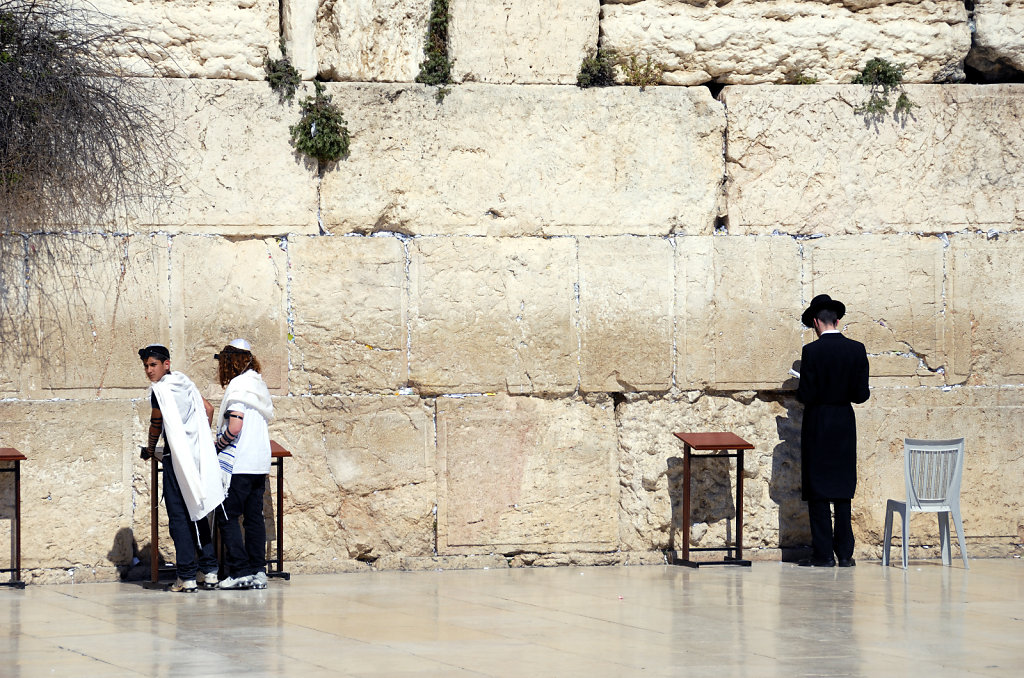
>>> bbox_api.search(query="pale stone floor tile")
[2,561,1023,676]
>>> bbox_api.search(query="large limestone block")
[724,85,1024,235]
[600,0,969,85]
[315,0,430,82]
[20,234,169,398]
[677,236,803,390]
[90,0,279,79]
[290,235,408,394]
[134,80,318,234]
[320,84,725,236]
[855,388,1024,556]
[803,235,946,385]
[617,393,804,553]
[409,237,578,395]
[948,234,1024,385]
[0,236,26,396]
[283,0,318,78]
[579,236,673,392]
[449,1,600,84]
[169,237,288,395]
[436,395,619,554]
[269,395,436,564]
[0,401,135,582]
[968,0,1024,79]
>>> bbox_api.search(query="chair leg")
[937,512,951,567]
[951,506,969,570]
[901,510,910,569]
[883,502,894,567]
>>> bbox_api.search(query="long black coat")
[796,333,870,500]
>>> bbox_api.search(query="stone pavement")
[2,560,1022,677]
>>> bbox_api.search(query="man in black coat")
[796,294,870,567]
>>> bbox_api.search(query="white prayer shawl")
[150,372,225,521]
[217,369,274,429]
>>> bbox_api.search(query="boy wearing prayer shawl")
[139,344,225,592]
[213,339,274,590]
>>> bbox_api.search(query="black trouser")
[808,498,853,561]
[163,455,217,580]
[216,473,267,578]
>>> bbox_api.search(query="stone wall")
[1,3,1023,583]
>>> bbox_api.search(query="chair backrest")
[904,438,965,510]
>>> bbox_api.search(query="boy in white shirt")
[213,339,274,590]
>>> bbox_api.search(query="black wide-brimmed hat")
[801,294,846,328]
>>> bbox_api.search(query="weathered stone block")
[269,395,436,564]
[579,236,673,392]
[0,236,26,396]
[0,401,135,580]
[409,237,578,395]
[617,392,804,553]
[283,0,318,78]
[91,0,279,80]
[967,0,1024,80]
[169,236,288,395]
[449,0,599,84]
[677,236,803,390]
[314,0,430,82]
[948,234,1024,385]
[289,235,408,394]
[855,388,1024,556]
[724,85,1024,235]
[436,395,618,553]
[21,235,169,397]
[803,235,946,385]
[134,80,318,234]
[320,84,725,236]
[601,0,969,85]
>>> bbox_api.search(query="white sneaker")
[251,571,268,589]
[167,577,197,593]
[217,575,253,590]
[198,571,219,590]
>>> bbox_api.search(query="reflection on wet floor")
[1,560,1021,677]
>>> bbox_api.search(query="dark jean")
[215,473,267,578]
[163,455,218,580]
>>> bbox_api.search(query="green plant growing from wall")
[0,0,172,227]
[289,81,350,163]
[853,57,917,121]
[791,71,818,85]
[577,48,618,88]
[621,53,664,91]
[416,0,452,102]
[264,39,301,104]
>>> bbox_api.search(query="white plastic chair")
[883,438,968,569]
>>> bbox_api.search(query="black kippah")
[138,344,170,361]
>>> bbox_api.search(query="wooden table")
[149,441,292,584]
[0,447,26,588]
[671,432,753,568]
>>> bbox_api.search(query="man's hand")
[140,446,153,461]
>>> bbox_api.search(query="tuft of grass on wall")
[289,81,350,163]
[416,0,452,101]
[577,48,618,88]
[853,57,917,121]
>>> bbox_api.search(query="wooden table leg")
[276,457,284,573]
[150,455,158,585]
[14,459,21,582]
[682,444,692,563]
[735,449,744,561]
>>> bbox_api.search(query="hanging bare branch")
[0,0,175,228]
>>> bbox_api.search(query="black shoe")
[798,557,836,567]
[837,558,856,567]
